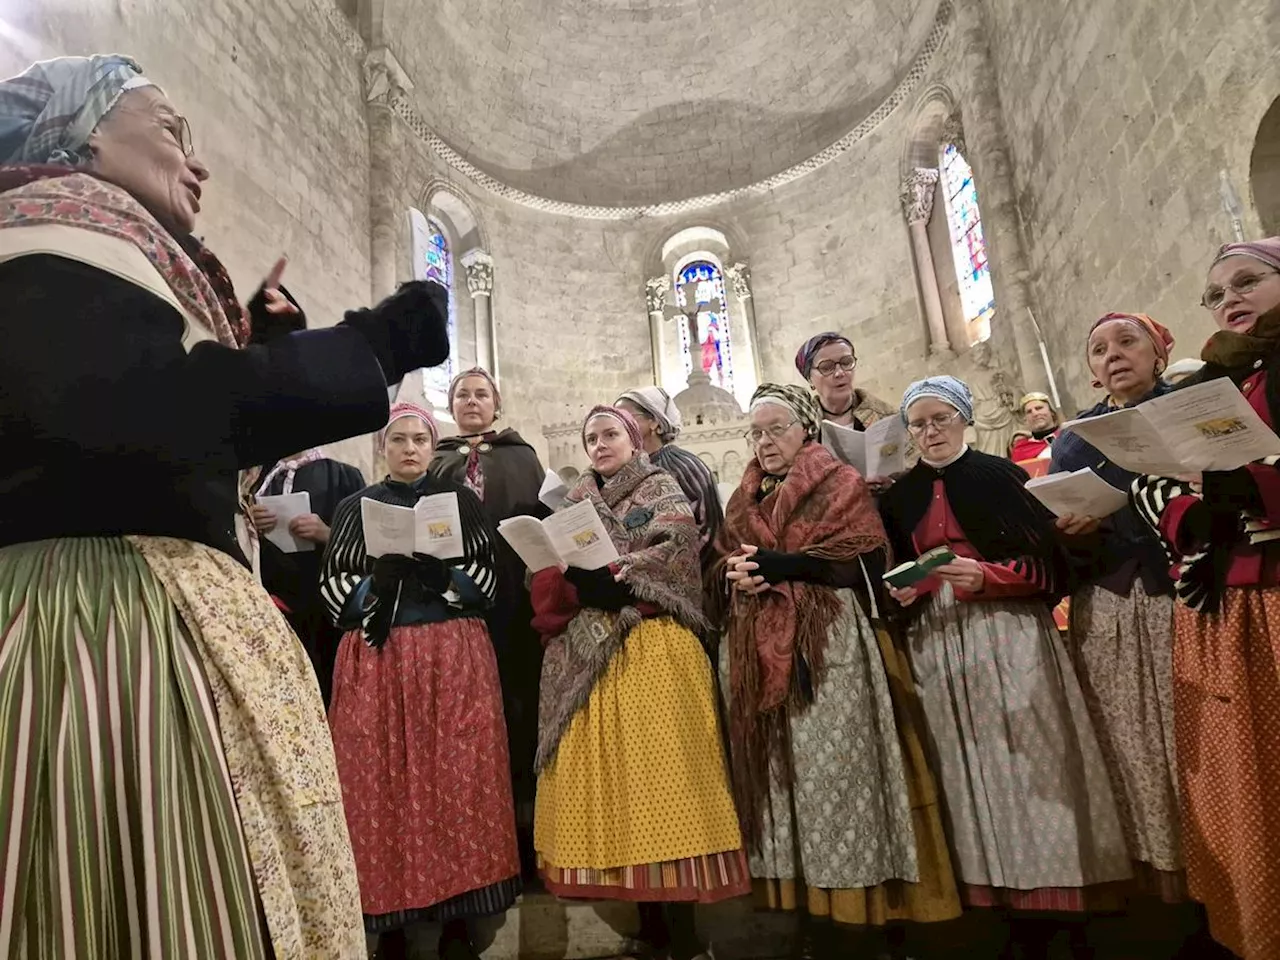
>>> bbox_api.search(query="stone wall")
[981,0,1280,410]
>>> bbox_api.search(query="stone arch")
[900,83,993,353]
[421,179,488,252]
[1252,94,1280,235]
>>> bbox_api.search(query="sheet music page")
[820,419,868,475]
[413,492,465,559]
[1058,408,1186,476]
[538,469,570,511]
[543,499,620,570]
[1139,377,1280,472]
[865,416,908,479]
[256,492,314,553]
[360,498,418,559]
[497,516,564,572]
[1025,468,1130,518]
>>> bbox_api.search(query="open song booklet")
[1058,377,1280,475]
[1024,468,1130,518]
[821,416,908,479]
[498,499,619,572]
[360,492,465,560]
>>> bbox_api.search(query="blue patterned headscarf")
[900,376,974,424]
[0,55,151,165]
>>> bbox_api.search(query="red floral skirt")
[329,617,519,922]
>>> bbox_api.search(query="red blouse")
[910,478,1047,602]
[1010,432,1056,463]
[1158,369,1280,588]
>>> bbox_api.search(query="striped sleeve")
[319,491,369,626]
[450,485,498,604]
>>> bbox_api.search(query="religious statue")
[664,278,727,388]
[966,341,1019,457]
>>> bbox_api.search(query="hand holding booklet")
[498,499,619,572]
[883,545,957,589]
[1058,377,1280,475]
[360,492,465,559]
[1024,468,1130,518]
[256,492,315,553]
[821,416,908,479]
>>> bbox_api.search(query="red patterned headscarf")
[1088,312,1175,366]
[381,399,438,449]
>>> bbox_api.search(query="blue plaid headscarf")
[900,376,974,424]
[0,55,150,165]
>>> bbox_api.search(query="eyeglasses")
[164,115,194,157]
[813,356,857,377]
[1201,270,1279,310]
[744,420,799,445]
[906,411,965,435]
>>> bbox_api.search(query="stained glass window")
[409,209,457,409]
[941,143,995,342]
[674,260,734,394]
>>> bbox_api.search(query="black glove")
[565,566,634,611]
[749,549,859,587]
[1203,467,1265,515]
[411,552,453,595]
[247,283,306,345]
[339,280,451,384]
[369,554,419,599]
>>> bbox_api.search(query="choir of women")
[1,48,1277,960]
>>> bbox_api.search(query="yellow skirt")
[535,617,747,900]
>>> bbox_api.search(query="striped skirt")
[0,537,365,959]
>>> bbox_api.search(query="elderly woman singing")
[711,384,958,959]
[0,56,449,957]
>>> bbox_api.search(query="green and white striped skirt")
[0,536,365,959]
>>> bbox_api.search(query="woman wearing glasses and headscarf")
[1131,237,1280,960]
[711,384,959,959]
[0,55,450,957]
[880,376,1129,953]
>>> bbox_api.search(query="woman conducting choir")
[711,384,958,959]
[880,376,1129,953]
[322,398,519,960]
[0,54,449,957]
[531,405,749,960]
[1131,237,1280,960]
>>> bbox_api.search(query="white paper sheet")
[543,499,619,570]
[256,492,314,553]
[412,492,465,560]
[360,498,417,559]
[1025,468,1130,518]
[1060,378,1280,474]
[821,417,907,479]
[497,516,564,573]
[538,469,570,511]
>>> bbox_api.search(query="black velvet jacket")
[0,255,390,564]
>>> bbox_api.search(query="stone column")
[899,168,952,356]
[363,47,415,304]
[951,0,1049,392]
[726,261,764,383]
[462,249,495,375]
[645,276,670,385]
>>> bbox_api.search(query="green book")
[882,545,957,589]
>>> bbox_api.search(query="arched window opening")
[674,259,734,395]
[409,208,458,410]
[1251,95,1280,235]
[941,143,995,343]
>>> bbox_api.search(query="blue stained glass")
[675,260,733,393]
[421,224,456,401]
[942,143,995,339]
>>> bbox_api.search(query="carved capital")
[726,261,752,301]
[645,275,670,314]
[899,167,940,224]
[941,112,967,156]
[461,248,494,297]
[363,47,413,106]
